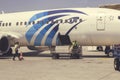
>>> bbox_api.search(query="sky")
[0,0,120,13]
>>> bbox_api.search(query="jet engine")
[0,37,10,54]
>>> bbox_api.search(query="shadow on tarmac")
[0,51,112,59]
[22,51,110,58]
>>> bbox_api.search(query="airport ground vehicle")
[50,46,82,59]
[70,46,82,59]
[89,46,114,57]
[104,46,114,57]
[96,46,114,57]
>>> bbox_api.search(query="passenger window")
[16,22,19,26]
[6,23,8,26]
[37,21,40,24]
[32,21,35,25]
[2,23,5,26]
[20,22,23,25]
[9,23,11,26]
[28,22,31,25]
[24,22,27,25]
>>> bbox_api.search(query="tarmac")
[0,46,120,80]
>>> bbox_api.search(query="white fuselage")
[0,8,120,46]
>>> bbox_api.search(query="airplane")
[0,8,120,59]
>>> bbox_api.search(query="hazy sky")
[0,0,120,13]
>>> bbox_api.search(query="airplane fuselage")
[0,8,120,47]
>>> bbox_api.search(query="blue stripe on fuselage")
[26,15,67,43]
[45,24,59,46]
[29,10,87,22]
[34,23,55,46]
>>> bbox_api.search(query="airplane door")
[96,13,106,31]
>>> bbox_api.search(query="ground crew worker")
[73,40,78,48]
[69,40,78,52]
[13,42,20,61]
[69,40,81,59]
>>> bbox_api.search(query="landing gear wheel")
[107,52,114,57]
[52,53,59,59]
[114,58,120,71]
[70,54,80,59]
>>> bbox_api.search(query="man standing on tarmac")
[69,40,81,59]
[13,42,20,61]
[69,40,78,51]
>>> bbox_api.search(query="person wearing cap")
[13,42,20,61]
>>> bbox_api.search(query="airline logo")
[25,9,87,46]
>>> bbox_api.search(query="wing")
[99,4,120,10]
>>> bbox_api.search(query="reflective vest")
[72,41,78,48]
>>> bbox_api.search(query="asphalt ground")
[0,46,120,80]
